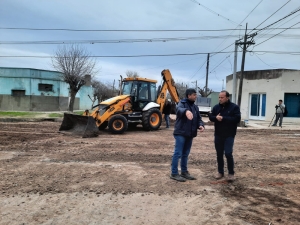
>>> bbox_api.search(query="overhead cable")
[255,21,300,46]
[1,27,300,32]
[1,50,300,59]
[1,34,300,45]
[189,0,240,26]
[248,0,291,34]
[248,6,300,36]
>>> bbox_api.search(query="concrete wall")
[0,95,79,111]
[0,67,93,111]
[78,85,94,110]
[226,69,300,122]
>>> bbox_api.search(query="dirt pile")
[0,121,299,224]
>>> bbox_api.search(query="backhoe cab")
[59,69,179,137]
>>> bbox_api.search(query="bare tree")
[52,44,97,112]
[175,81,188,99]
[126,70,139,78]
[91,79,115,103]
[197,86,213,97]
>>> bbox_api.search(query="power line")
[248,6,300,36]
[248,0,291,34]
[210,0,264,57]
[1,27,300,32]
[189,58,208,80]
[207,2,299,79]
[255,21,300,47]
[206,0,264,79]
[209,55,231,74]
[2,33,300,45]
[1,50,300,59]
[189,0,240,26]
[239,0,264,26]
[253,12,300,43]
[252,52,278,68]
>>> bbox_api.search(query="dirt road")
[0,120,299,225]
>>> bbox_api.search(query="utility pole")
[205,53,210,96]
[232,40,238,104]
[236,23,256,107]
[112,79,115,95]
[192,80,197,90]
[119,75,123,95]
[222,79,224,90]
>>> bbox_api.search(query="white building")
[226,69,300,122]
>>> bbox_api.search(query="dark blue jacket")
[173,98,204,137]
[209,100,241,137]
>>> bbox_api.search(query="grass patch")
[0,111,42,117]
[0,111,84,118]
[75,111,85,115]
[48,113,64,118]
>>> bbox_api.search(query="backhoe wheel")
[142,108,162,131]
[98,121,108,130]
[108,115,128,134]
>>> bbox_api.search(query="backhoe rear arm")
[157,69,180,112]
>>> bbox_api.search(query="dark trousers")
[214,135,235,175]
[274,113,283,126]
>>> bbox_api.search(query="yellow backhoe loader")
[59,69,180,137]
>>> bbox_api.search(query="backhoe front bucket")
[59,113,99,138]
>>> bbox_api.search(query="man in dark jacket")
[163,99,172,128]
[170,88,205,182]
[209,91,241,181]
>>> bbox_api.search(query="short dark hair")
[279,99,283,102]
[220,90,230,97]
[185,88,197,98]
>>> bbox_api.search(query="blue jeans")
[214,135,235,175]
[171,135,193,175]
[165,114,170,128]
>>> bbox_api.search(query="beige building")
[226,69,300,122]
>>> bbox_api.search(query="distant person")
[163,99,172,128]
[209,91,241,181]
[170,88,205,182]
[272,99,285,127]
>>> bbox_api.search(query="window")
[12,90,25,96]
[138,82,149,100]
[249,93,266,120]
[38,83,53,92]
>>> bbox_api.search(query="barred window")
[38,83,53,92]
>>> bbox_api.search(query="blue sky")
[1,0,299,92]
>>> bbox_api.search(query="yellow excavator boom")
[157,69,180,112]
